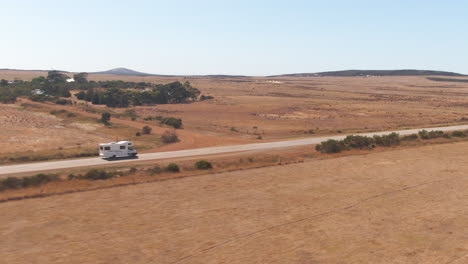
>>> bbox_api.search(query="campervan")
[99,141,137,159]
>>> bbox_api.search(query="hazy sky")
[1,0,467,75]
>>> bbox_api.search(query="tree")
[142,126,152,134]
[101,112,111,125]
[73,72,88,84]
[0,79,8,86]
[47,71,68,83]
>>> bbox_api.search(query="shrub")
[1,177,23,189]
[22,174,59,187]
[315,139,347,153]
[195,160,213,170]
[200,95,214,101]
[230,127,238,132]
[401,133,419,141]
[143,115,163,121]
[161,130,179,143]
[343,135,374,149]
[100,112,111,125]
[67,112,77,118]
[128,167,137,174]
[418,130,445,140]
[451,131,466,137]
[160,117,182,129]
[147,165,163,175]
[50,109,68,115]
[136,131,141,136]
[142,126,152,134]
[166,163,180,172]
[81,169,115,180]
[55,99,72,105]
[373,132,400,147]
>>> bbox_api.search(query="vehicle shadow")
[104,156,139,162]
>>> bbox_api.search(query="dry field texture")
[3,70,468,141]
[0,103,111,154]
[0,142,467,264]
[3,70,468,162]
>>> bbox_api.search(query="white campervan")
[99,141,137,159]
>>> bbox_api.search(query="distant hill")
[92,68,157,76]
[273,70,466,77]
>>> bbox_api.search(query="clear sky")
[1,0,467,75]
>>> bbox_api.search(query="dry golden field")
[3,70,468,143]
[0,141,466,263]
[0,103,111,154]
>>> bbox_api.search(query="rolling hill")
[92,68,155,76]
[273,69,466,77]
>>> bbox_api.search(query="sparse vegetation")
[142,126,152,135]
[451,131,466,137]
[0,173,59,191]
[316,133,400,153]
[161,130,179,143]
[373,133,400,147]
[195,160,213,170]
[160,117,183,129]
[145,115,183,129]
[418,130,445,140]
[166,163,180,172]
[199,95,214,101]
[100,112,111,125]
[401,133,419,141]
[315,139,347,153]
[55,98,73,105]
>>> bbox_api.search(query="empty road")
[2,124,468,177]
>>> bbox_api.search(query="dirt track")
[0,142,467,263]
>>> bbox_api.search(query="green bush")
[22,174,59,187]
[316,132,401,154]
[451,131,466,137]
[147,165,163,175]
[200,95,214,101]
[136,131,141,136]
[55,99,72,105]
[401,134,419,141]
[315,139,348,153]
[143,115,163,121]
[373,132,400,147]
[195,160,213,170]
[166,163,180,172]
[142,126,152,134]
[418,130,445,140]
[100,112,111,125]
[1,177,23,189]
[81,169,115,180]
[160,117,182,129]
[343,135,374,149]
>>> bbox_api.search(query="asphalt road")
[2,124,468,177]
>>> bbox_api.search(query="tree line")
[0,71,204,107]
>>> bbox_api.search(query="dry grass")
[0,141,467,263]
[4,70,468,141]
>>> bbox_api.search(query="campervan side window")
[120,146,126,150]
[104,147,110,150]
